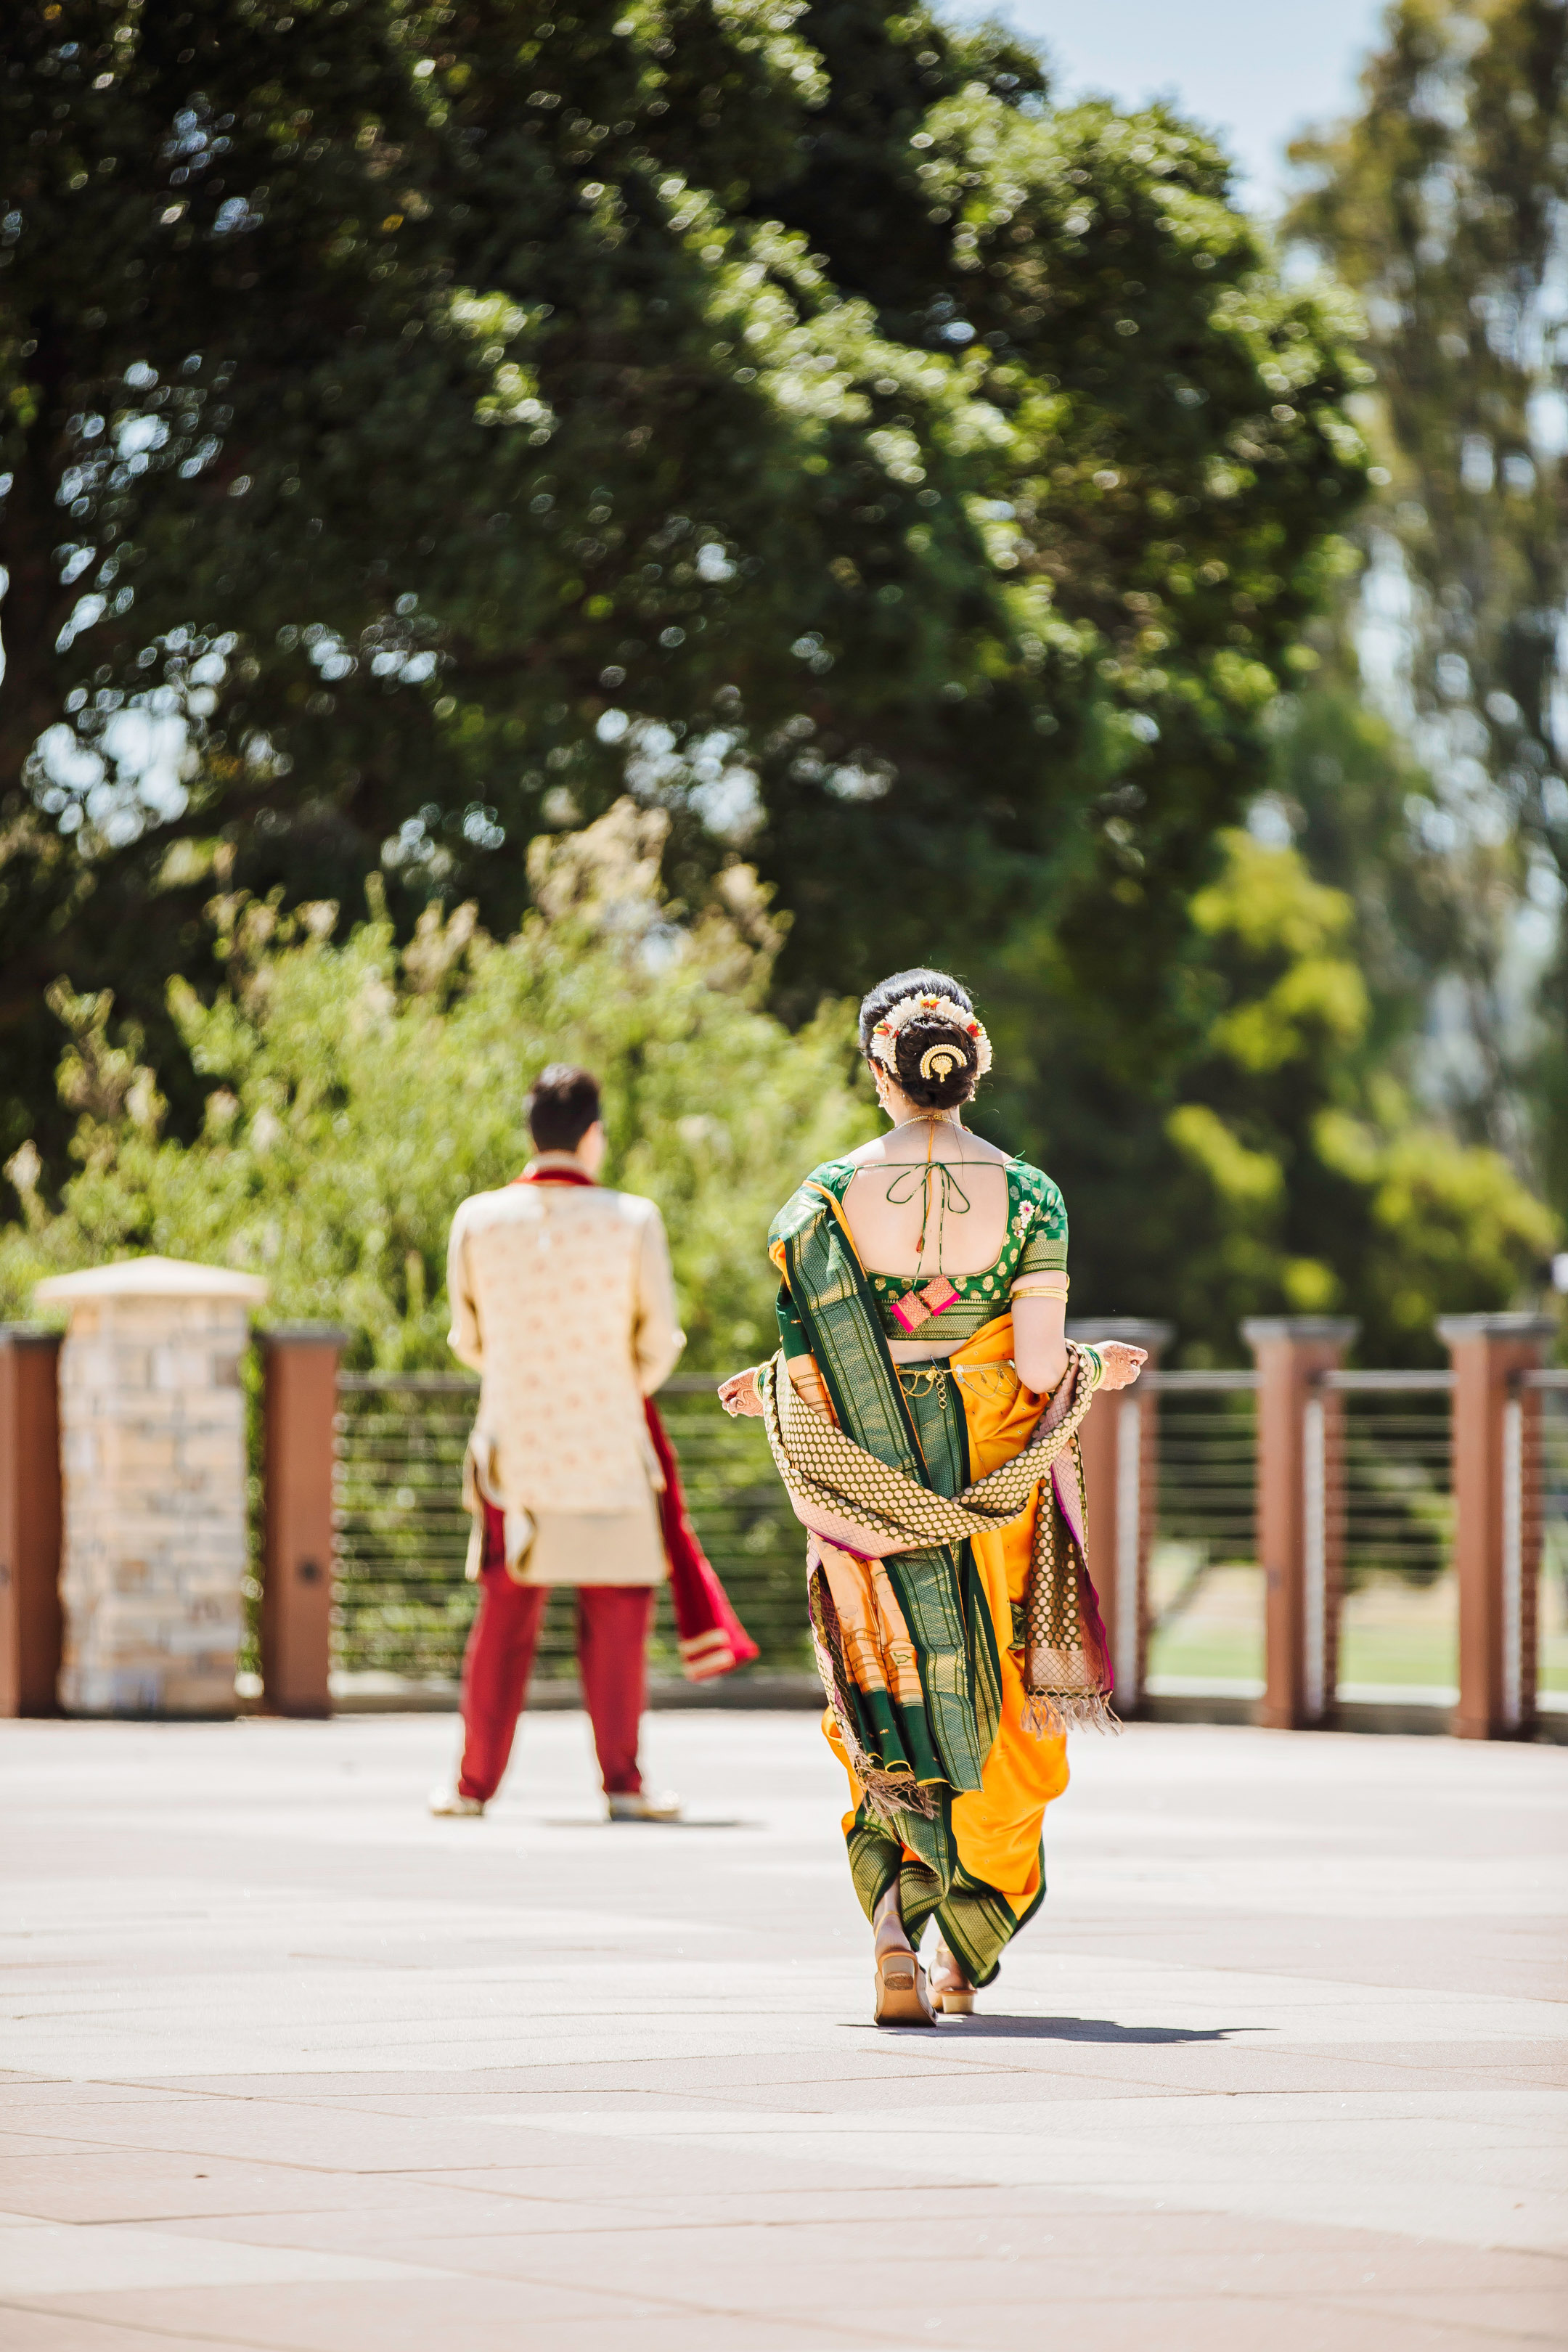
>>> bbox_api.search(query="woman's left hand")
[1096,1342,1147,1392]
[718,1367,764,1418]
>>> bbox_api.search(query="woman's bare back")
[839,1123,1011,1279]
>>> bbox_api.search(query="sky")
[950,0,1395,211]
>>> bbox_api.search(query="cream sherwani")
[446,1171,685,1585]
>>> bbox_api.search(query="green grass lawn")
[1146,1556,1264,1687]
[1146,1555,1568,1694]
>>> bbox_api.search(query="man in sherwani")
[430,1063,685,1820]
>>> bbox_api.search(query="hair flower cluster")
[867,990,992,1077]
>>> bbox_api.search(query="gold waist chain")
[897,1360,1021,1407]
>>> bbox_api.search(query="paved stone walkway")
[1,1712,1564,2350]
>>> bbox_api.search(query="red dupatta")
[505,1162,759,1683]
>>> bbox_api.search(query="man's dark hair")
[526,1063,601,1153]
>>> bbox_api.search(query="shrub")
[0,803,872,1371]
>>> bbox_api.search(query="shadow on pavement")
[845,2015,1254,2042]
[939,2015,1254,2043]
[541,1816,754,1830]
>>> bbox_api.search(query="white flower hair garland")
[867,991,992,1078]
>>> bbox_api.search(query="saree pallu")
[767,1178,1111,1989]
[642,1397,759,1682]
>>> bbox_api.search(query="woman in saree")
[720,971,1146,2025]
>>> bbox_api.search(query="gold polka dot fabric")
[760,1343,1116,1731]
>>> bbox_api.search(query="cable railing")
[1524,1373,1568,1712]
[1325,1372,1455,1702]
[650,1382,812,1674]
[1143,1371,1260,1695]
[333,1373,479,1688]
[336,1366,1279,1698]
[330,1357,1568,1720]
[332,1373,809,1694]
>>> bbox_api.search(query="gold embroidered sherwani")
[446,1170,685,1585]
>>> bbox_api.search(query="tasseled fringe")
[1021,1691,1122,1739]
[680,1649,738,1683]
[859,1770,939,1822]
[679,1630,739,1683]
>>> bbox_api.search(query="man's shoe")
[606,1789,682,1823]
[429,1786,486,1818]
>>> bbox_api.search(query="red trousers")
[456,1567,654,1803]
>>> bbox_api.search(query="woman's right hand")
[1096,1341,1147,1392]
[718,1367,764,1418]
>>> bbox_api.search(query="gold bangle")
[1010,1276,1069,1301]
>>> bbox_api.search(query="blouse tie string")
[883,1155,973,1273]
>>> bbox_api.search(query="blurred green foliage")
[0,803,872,1368]
[1286,0,1568,1206]
[2,798,1551,1368]
[981,816,1556,1363]
[3,0,1556,1365]
[3,0,1365,1181]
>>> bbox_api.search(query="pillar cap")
[262,1323,351,1346]
[1067,1318,1175,1347]
[34,1255,267,1307]
[0,1321,63,1347]
[1437,1312,1557,1343]
[1241,1316,1359,1345]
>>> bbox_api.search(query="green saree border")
[772,1172,1000,1792]
[769,1177,926,1479]
[779,1155,1054,1991]
[846,1804,1045,1989]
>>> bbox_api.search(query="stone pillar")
[33,1258,268,1717]
[261,1326,347,1718]
[1438,1313,1555,1741]
[1068,1319,1172,1715]
[1243,1317,1358,1731]
[0,1326,63,1716]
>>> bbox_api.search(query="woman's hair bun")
[858,967,982,1111]
[891,1016,979,1109]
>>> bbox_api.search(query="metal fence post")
[261,1325,348,1718]
[1068,1318,1173,1715]
[1437,1313,1555,1741]
[1242,1317,1358,1730]
[0,1326,63,1717]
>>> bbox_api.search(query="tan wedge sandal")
[873,1929,936,2026]
[931,1944,976,2015]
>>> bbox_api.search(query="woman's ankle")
[873,1886,912,1950]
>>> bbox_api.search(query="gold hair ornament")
[867,991,992,1078]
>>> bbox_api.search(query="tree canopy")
[4,0,1365,1173]
[1287,0,1568,1196]
[979,791,1554,1363]
[4,0,1556,1363]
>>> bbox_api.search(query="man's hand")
[718,1367,764,1418]
[1095,1342,1147,1392]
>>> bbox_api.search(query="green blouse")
[776,1155,1068,1354]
